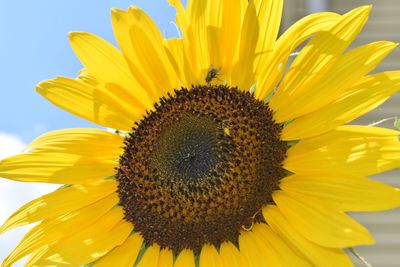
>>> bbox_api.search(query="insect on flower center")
[117,85,287,253]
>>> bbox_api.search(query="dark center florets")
[117,85,287,253]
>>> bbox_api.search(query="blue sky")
[0,0,180,143]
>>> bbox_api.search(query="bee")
[205,66,221,84]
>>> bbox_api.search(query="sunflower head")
[1,1,400,267]
[117,84,287,252]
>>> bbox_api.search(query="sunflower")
[1,0,400,266]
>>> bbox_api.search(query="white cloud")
[0,133,26,159]
[0,133,58,266]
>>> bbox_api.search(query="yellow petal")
[0,180,117,233]
[25,246,50,267]
[204,0,223,28]
[37,76,143,131]
[174,249,195,267]
[125,7,179,97]
[244,227,299,267]
[111,8,157,97]
[273,190,374,248]
[183,1,209,78]
[231,1,258,90]
[285,126,400,176]
[204,0,249,82]
[270,6,371,115]
[203,0,223,69]
[33,208,132,266]
[238,230,267,267]
[111,9,149,85]
[0,153,115,184]
[194,0,249,86]
[263,205,355,267]
[164,38,196,87]
[158,248,174,267]
[253,0,283,73]
[241,225,311,267]
[252,223,312,267]
[28,128,123,156]
[255,12,341,100]
[3,193,118,267]
[282,71,400,140]
[280,174,400,212]
[77,68,99,86]
[200,244,222,267]
[219,241,250,267]
[218,0,245,82]
[273,40,397,123]
[69,32,153,108]
[137,243,160,267]
[168,0,189,33]
[92,234,143,267]
[0,128,122,183]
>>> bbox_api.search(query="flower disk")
[117,85,287,252]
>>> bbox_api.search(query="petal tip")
[381,41,399,50]
[68,31,79,40]
[362,5,373,13]
[111,8,125,19]
[127,5,141,13]
[0,221,9,234]
[350,5,372,17]
[35,81,46,94]
[68,31,88,42]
